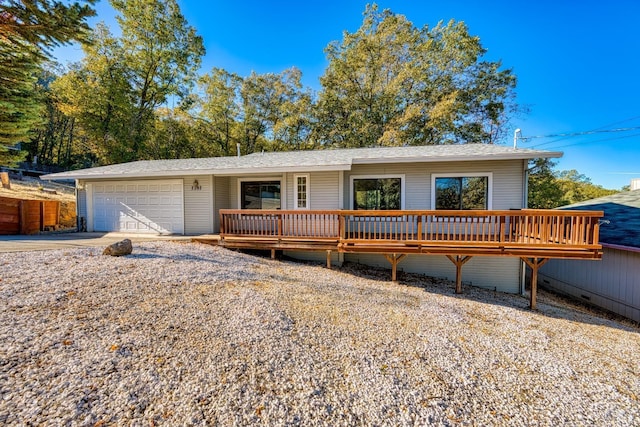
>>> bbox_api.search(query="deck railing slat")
[218,209,603,255]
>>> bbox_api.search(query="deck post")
[271,249,276,259]
[446,255,472,294]
[384,253,407,282]
[521,257,549,310]
[326,250,332,268]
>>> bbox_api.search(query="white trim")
[209,175,215,232]
[431,172,493,210]
[349,174,406,210]
[237,176,284,209]
[293,173,310,209]
[338,171,344,209]
[86,183,94,232]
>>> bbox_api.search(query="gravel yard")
[0,242,638,426]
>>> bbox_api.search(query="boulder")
[103,239,133,256]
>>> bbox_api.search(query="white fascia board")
[351,152,563,164]
[41,163,352,181]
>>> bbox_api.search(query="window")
[352,176,403,210]
[433,174,491,210]
[241,181,281,209]
[294,174,309,209]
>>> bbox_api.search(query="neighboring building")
[539,190,640,322]
[44,144,563,294]
[631,178,640,191]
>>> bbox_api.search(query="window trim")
[431,172,493,210]
[350,174,406,210]
[237,176,284,209]
[293,173,310,210]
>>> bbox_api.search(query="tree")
[110,0,205,161]
[196,68,243,157]
[0,0,95,162]
[51,23,133,164]
[528,158,564,208]
[556,169,618,204]
[528,160,620,208]
[194,67,313,157]
[315,4,517,148]
[50,0,205,165]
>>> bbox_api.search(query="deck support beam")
[326,250,332,268]
[521,257,549,310]
[446,255,472,294]
[384,253,407,282]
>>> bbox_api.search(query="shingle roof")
[42,144,562,180]
[560,190,640,249]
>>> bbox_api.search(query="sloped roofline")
[41,144,563,181]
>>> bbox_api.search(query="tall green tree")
[51,0,205,164]
[194,67,313,157]
[51,23,133,164]
[315,4,517,148]
[0,0,95,163]
[528,158,564,209]
[111,0,205,161]
[196,68,243,157]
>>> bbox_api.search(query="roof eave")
[41,164,352,180]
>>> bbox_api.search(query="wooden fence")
[0,197,61,235]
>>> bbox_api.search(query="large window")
[433,174,491,210]
[294,174,309,209]
[241,181,281,209]
[352,176,402,210]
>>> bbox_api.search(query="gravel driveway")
[1,242,638,426]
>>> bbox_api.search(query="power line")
[541,132,640,151]
[524,126,640,141]
[521,114,640,149]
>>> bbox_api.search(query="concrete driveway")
[0,232,194,252]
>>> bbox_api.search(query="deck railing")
[220,209,602,251]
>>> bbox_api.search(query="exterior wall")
[338,159,526,293]
[84,176,215,235]
[183,175,213,235]
[344,159,525,210]
[213,176,230,233]
[285,171,341,210]
[344,253,521,293]
[540,248,640,322]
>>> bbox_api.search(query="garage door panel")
[92,179,184,234]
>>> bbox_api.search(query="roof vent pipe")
[237,143,241,157]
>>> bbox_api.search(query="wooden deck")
[215,209,604,309]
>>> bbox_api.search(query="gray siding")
[213,176,230,233]
[344,253,521,293]
[344,159,525,210]
[183,175,213,235]
[540,248,640,322]
[285,171,341,210]
[76,187,87,219]
[339,159,526,293]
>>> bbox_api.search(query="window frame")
[431,172,493,210]
[350,174,406,210]
[237,177,283,210]
[293,173,310,210]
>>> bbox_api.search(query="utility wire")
[524,114,640,149]
[524,126,640,141]
[542,132,640,151]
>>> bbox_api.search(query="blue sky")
[54,0,640,190]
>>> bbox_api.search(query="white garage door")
[92,180,184,234]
